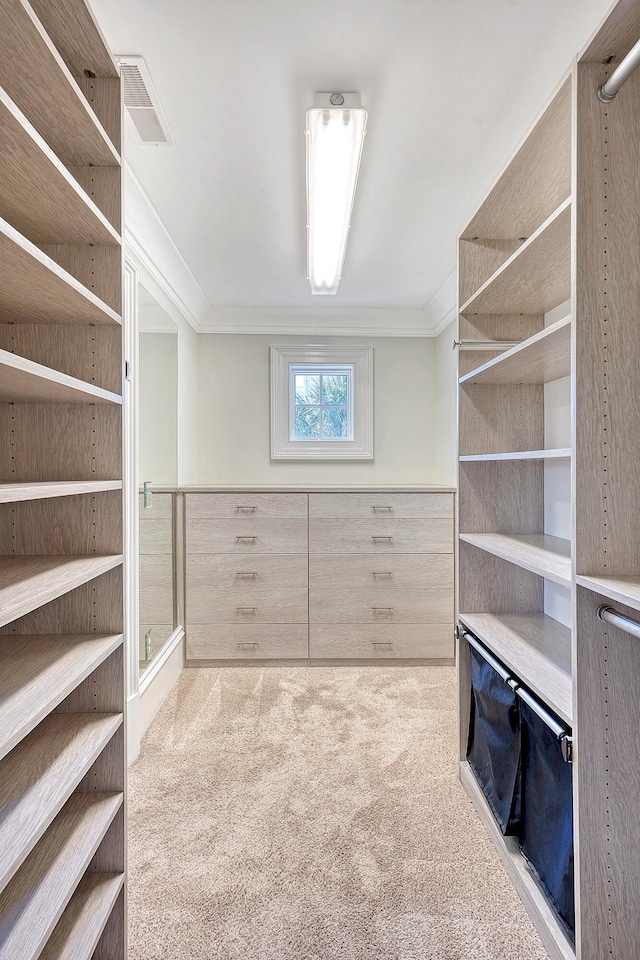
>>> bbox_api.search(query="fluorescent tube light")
[306,93,367,295]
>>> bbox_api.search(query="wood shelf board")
[0,481,122,504]
[460,448,571,462]
[459,316,571,385]
[0,0,120,166]
[576,574,640,613]
[460,199,572,316]
[0,90,120,246]
[0,712,122,888]
[0,555,123,629]
[459,762,575,960]
[0,632,123,759]
[39,871,124,960]
[0,349,122,404]
[461,77,572,241]
[0,791,122,960]
[28,0,120,79]
[0,218,121,325]
[459,533,572,587]
[459,612,572,724]
[580,0,640,63]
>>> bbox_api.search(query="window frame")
[271,345,373,460]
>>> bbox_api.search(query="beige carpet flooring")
[128,666,549,959]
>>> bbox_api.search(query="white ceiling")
[93,0,612,329]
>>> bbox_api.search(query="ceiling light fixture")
[306,93,367,295]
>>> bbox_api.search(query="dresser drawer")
[187,624,308,660]
[309,554,453,590]
[187,493,307,519]
[309,624,453,660]
[139,492,173,518]
[187,554,308,591]
[309,588,452,623]
[189,588,307,624]
[309,519,453,554]
[309,493,453,519]
[186,518,308,554]
[140,555,174,623]
[140,518,173,555]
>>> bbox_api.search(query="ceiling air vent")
[116,55,174,146]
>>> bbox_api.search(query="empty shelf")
[459,316,571,385]
[576,574,640,614]
[460,449,571,462]
[0,555,123,629]
[460,612,572,724]
[0,632,123,760]
[0,0,119,166]
[459,532,571,586]
[0,218,121,325]
[0,349,122,404]
[29,0,120,80]
[0,480,122,504]
[0,90,120,246]
[39,871,124,960]
[0,712,122,888]
[460,199,571,316]
[0,791,122,960]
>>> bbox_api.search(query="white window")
[271,345,373,459]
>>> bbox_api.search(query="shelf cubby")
[0,791,122,960]
[459,315,571,385]
[459,533,571,587]
[575,574,640,614]
[0,712,122,888]
[0,349,122,404]
[39,871,125,960]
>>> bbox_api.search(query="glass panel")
[322,406,348,438]
[138,492,175,673]
[295,405,321,438]
[321,374,348,405]
[295,374,320,404]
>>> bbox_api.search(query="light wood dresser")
[184,488,455,665]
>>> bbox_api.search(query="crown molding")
[198,306,446,337]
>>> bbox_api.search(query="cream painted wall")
[435,318,457,486]
[196,335,438,485]
[139,333,178,486]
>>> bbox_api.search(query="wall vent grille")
[116,55,174,145]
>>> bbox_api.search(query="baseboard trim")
[184,657,455,668]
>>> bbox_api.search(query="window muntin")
[290,365,353,441]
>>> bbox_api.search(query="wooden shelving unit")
[458,7,640,957]
[0,2,126,957]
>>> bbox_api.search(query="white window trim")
[271,345,373,460]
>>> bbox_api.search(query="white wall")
[139,333,178,486]
[435,318,458,486]
[196,334,438,485]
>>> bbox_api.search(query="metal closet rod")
[597,37,640,102]
[597,604,640,639]
[452,338,521,351]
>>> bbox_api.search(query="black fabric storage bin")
[466,636,521,835]
[519,694,575,941]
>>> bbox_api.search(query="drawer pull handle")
[372,571,393,579]
[235,506,257,513]
[237,641,259,647]
[372,640,394,647]
[235,536,258,542]
[372,505,393,513]
[371,536,393,542]
[373,606,394,614]
[236,571,258,579]
[236,606,258,614]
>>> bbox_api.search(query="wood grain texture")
[459,613,572,724]
[309,519,453,555]
[139,519,173,556]
[91,885,124,960]
[0,348,121,404]
[0,217,121,325]
[459,449,571,461]
[458,239,521,306]
[0,555,122,628]
[29,0,120,77]
[460,198,571,315]
[0,713,122,888]
[308,492,454,519]
[39,872,124,960]
[186,624,309,661]
[579,0,640,62]
[187,492,308,519]
[458,383,544,456]
[309,588,453,624]
[138,491,173,519]
[459,316,571,385]
[67,164,121,235]
[0,90,120,246]
[0,480,121,503]
[459,460,544,534]
[190,589,308,624]
[0,0,119,165]
[75,76,121,156]
[309,624,453,660]
[309,554,453,590]
[0,491,122,555]
[38,244,122,315]
[461,75,572,241]
[186,518,308,555]
[55,644,124,714]
[459,532,571,586]
[0,633,122,759]
[458,541,544,616]
[186,554,309,591]
[139,556,174,624]
[0,791,122,960]
[576,573,640,612]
